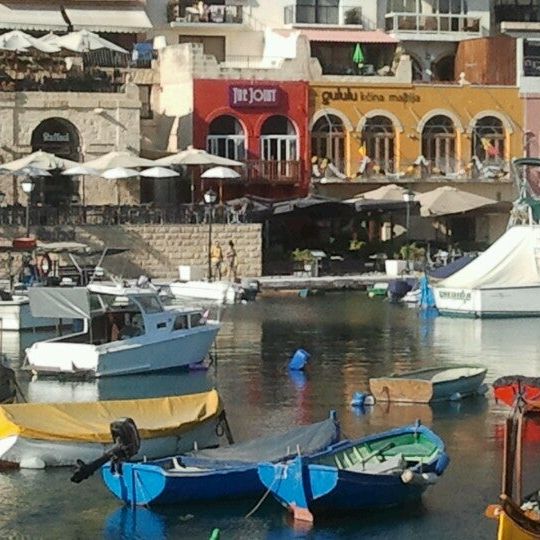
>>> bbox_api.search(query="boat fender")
[20,457,46,469]
[449,392,462,401]
[288,349,310,371]
[400,470,438,485]
[350,392,376,407]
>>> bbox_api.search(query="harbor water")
[2,292,540,539]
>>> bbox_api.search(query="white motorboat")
[167,280,243,305]
[24,283,220,377]
[434,225,540,318]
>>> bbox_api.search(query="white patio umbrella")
[156,146,243,205]
[346,184,416,203]
[201,166,241,202]
[417,186,498,217]
[0,30,60,53]
[82,151,155,171]
[61,166,100,207]
[39,30,128,54]
[101,167,140,205]
[2,150,79,172]
[139,166,179,178]
[12,166,52,177]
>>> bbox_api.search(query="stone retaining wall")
[0,223,262,280]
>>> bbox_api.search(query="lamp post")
[402,189,415,271]
[21,178,35,237]
[204,188,218,281]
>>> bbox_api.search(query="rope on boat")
[244,475,279,519]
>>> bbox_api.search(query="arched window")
[421,115,456,173]
[31,118,81,206]
[362,116,395,173]
[472,116,504,162]
[311,114,345,172]
[207,115,245,160]
[260,116,298,181]
[432,55,455,81]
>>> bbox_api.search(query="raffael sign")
[229,85,282,108]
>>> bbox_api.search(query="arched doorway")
[31,118,81,206]
[207,115,246,160]
[362,115,395,173]
[432,55,455,81]
[311,114,345,172]
[260,115,298,182]
[421,115,456,173]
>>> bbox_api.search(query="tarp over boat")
[0,390,222,443]
[436,226,540,289]
[28,287,91,320]
[191,415,339,464]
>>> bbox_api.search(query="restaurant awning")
[66,8,152,33]
[0,5,67,31]
[0,5,152,33]
[300,29,398,44]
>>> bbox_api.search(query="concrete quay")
[258,272,404,292]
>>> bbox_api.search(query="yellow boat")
[486,407,540,539]
[0,389,227,469]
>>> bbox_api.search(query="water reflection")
[23,370,215,403]
[104,508,166,540]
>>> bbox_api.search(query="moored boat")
[493,375,540,411]
[258,422,449,523]
[100,412,339,505]
[369,364,487,403]
[0,389,225,468]
[24,284,220,377]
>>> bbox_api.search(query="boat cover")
[189,416,339,464]
[493,375,540,388]
[0,390,221,443]
[437,226,540,289]
[428,255,475,280]
[28,287,91,320]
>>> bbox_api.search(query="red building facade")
[193,79,309,200]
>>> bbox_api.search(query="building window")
[292,0,339,24]
[494,0,540,25]
[421,115,456,173]
[178,35,225,62]
[260,116,298,180]
[471,116,504,162]
[207,115,246,160]
[362,116,395,174]
[311,114,345,172]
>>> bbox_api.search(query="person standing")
[226,240,238,281]
[211,241,224,280]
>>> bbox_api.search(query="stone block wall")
[0,223,262,280]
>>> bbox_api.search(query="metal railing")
[168,3,243,24]
[384,12,481,34]
[284,4,362,25]
[0,204,255,227]
[245,160,301,185]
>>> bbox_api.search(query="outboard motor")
[71,418,141,483]
[241,279,260,302]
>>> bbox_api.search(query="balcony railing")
[284,4,362,25]
[385,12,481,34]
[246,160,301,185]
[168,3,243,24]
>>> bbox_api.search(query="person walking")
[211,241,224,280]
[225,240,238,281]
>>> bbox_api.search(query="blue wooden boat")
[101,413,339,506]
[369,364,488,403]
[257,422,450,523]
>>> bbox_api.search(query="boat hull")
[25,324,220,377]
[0,419,220,469]
[434,286,540,318]
[102,461,263,505]
[168,281,240,305]
[369,365,487,403]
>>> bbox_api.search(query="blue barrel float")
[288,349,310,370]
